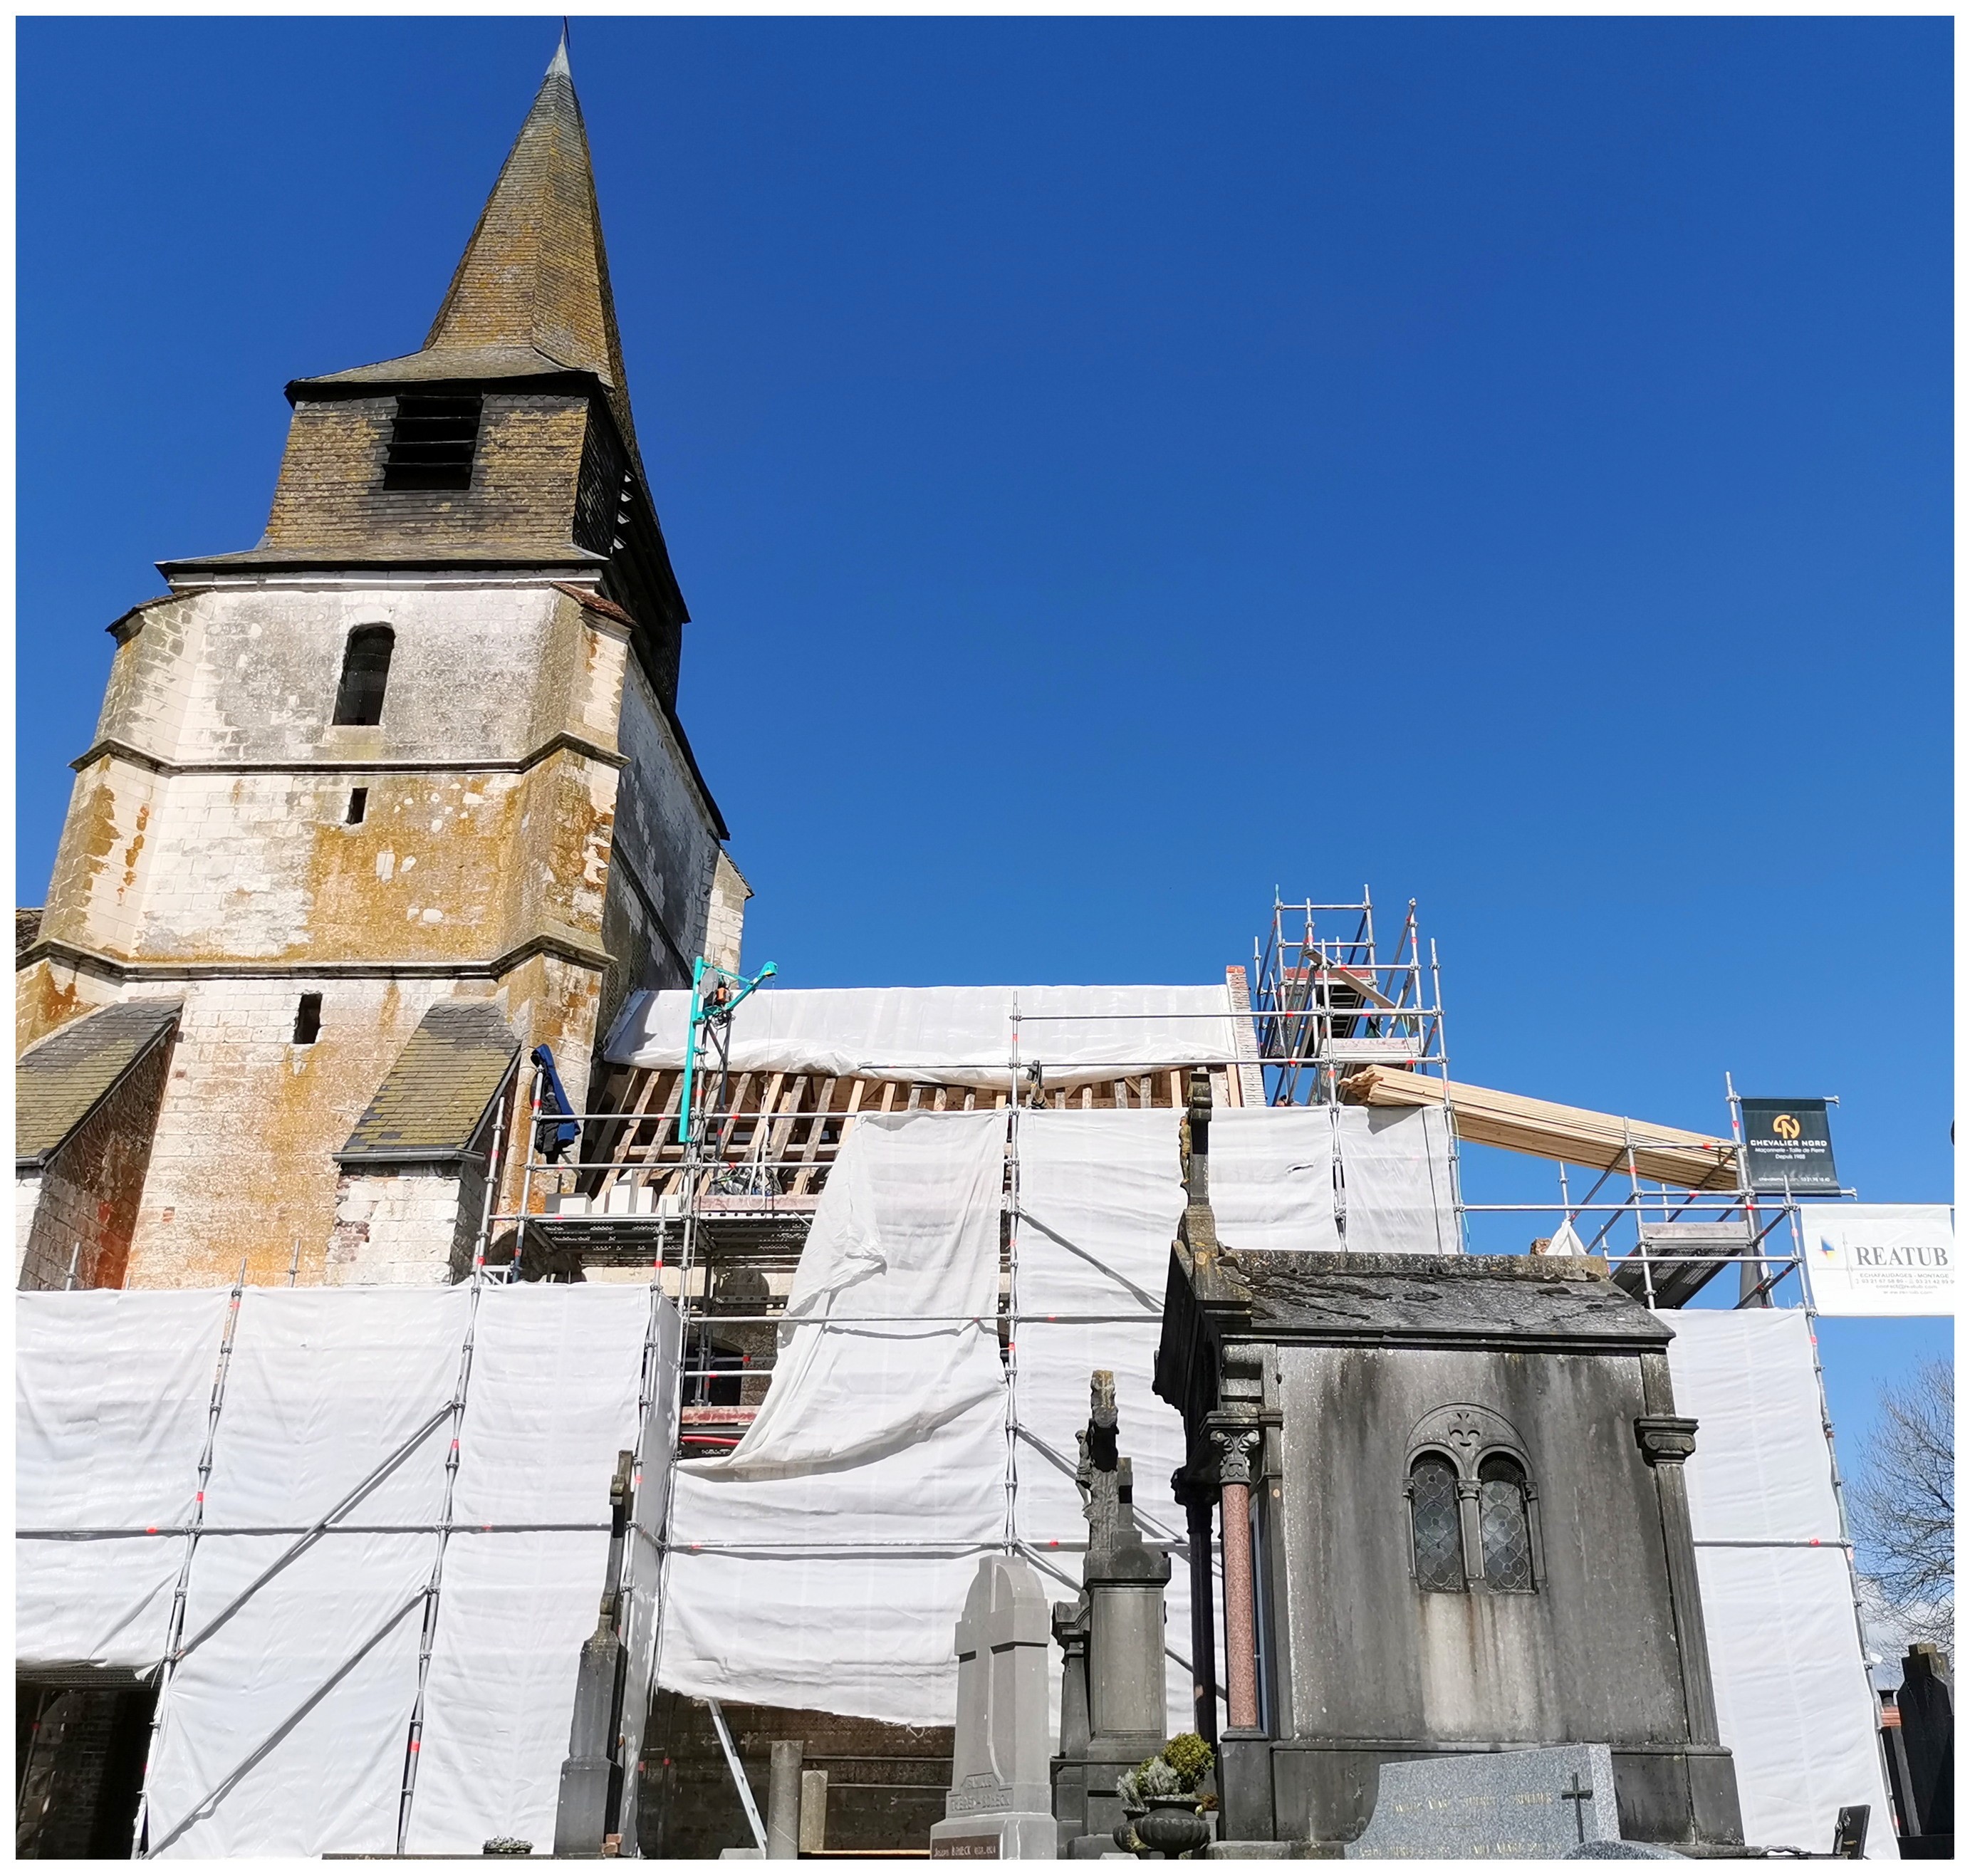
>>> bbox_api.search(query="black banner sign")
[1739,1098,1840,1194]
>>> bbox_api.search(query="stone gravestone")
[1051,1371,1172,1857]
[1343,1745,1622,1860]
[929,1555,1057,1860]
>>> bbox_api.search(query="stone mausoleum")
[1155,1081,1746,1852]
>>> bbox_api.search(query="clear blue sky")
[16,19,1951,1504]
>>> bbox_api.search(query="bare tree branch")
[1850,1358,1953,1653]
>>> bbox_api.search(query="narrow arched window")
[333,627,394,726]
[1479,1456,1534,1592]
[1409,1454,1464,1592]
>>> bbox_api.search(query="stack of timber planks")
[1337,1065,1740,1192]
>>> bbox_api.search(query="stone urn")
[1114,1808,1147,1857]
[1135,1794,1211,1860]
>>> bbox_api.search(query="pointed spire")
[425,41,617,369]
[291,39,647,476]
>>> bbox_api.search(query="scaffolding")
[489,999,1232,1461]
[1248,889,1449,1108]
[471,977,1237,1805]
[344,898,1877,1848]
[480,887,1855,1459]
[1242,887,1850,1313]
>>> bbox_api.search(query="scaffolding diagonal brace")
[704,1697,768,1852]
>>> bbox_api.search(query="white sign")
[1798,1204,1954,1317]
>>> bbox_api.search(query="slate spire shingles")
[424,41,635,434]
[305,38,644,475]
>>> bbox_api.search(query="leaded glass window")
[1409,1454,1464,1592]
[1479,1457,1533,1591]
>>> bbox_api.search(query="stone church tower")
[16,43,745,1291]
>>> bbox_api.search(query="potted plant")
[1122,1734,1216,1859]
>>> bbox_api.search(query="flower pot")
[1135,1794,1211,1859]
[1114,1808,1147,1857]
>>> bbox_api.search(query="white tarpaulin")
[16,1287,236,1674]
[1662,1308,1896,1858]
[657,1110,1009,1724]
[1798,1204,1955,1318]
[1210,1106,1456,1256]
[655,1105,1461,1740]
[1013,1110,1207,1739]
[407,1286,676,1855]
[604,983,1241,1086]
[14,1283,674,1860]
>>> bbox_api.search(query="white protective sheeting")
[15,1283,673,1860]
[408,1284,671,1855]
[655,1105,1461,1736]
[137,1286,471,1858]
[1333,1105,1459,1254]
[1662,1309,1895,1858]
[1210,1106,1457,1256]
[1699,1546,1897,1857]
[1665,1308,1840,1544]
[1013,1110,1202,1739]
[16,1287,236,1673]
[659,1110,1009,1723]
[605,983,1240,1087]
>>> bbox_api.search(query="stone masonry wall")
[124,976,462,1288]
[16,1028,174,1291]
[612,651,723,974]
[16,956,122,1061]
[326,1167,470,1287]
[110,963,587,1291]
[37,585,629,976]
[704,851,751,976]
[16,1174,50,1288]
[325,1084,504,1288]
[25,569,734,1288]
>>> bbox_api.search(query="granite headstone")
[1343,1745,1622,1860]
[930,1555,1057,1860]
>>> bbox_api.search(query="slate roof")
[337,1000,521,1166]
[1221,1248,1672,1350]
[288,41,645,481]
[16,999,182,1169]
[162,544,608,575]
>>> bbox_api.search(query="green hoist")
[677,956,778,1146]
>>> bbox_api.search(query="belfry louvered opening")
[383,394,482,490]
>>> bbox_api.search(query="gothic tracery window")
[1409,1454,1464,1592]
[1478,1456,1534,1592]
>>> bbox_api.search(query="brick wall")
[637,1694,954,1857]
[17,1027,173,1291]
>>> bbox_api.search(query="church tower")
[16,43,745,1290]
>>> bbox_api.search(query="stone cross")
[929,1555,1056,1859]
[1561,1776,1594,1844]
[1076,1370,1122,1557]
